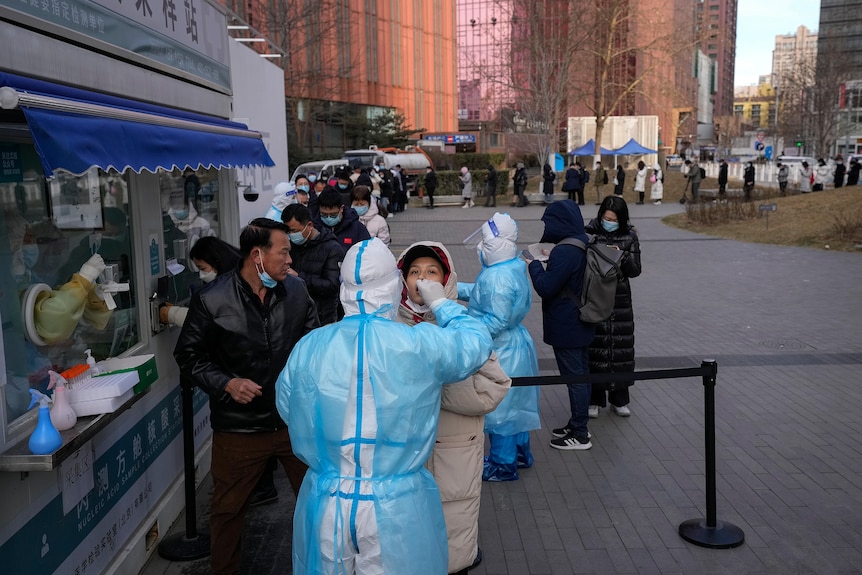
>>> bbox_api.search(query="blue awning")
[611,138,657,155]
[568,139,613,156]
[0,72,275,178]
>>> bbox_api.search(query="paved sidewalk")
[141,200,862,575]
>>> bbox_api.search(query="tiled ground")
[141,199,862,575]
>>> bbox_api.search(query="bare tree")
[247,0,362,161]
[460,0,589,165]
[801,39,856,158]
[571,0,698,165]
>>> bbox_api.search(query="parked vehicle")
[290,159,350,183]
[665,154,683,168]
[343,145,433,191]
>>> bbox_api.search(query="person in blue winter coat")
[527,200,596,450]
[275,238,493,575]
[457,212,540,482]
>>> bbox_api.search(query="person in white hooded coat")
[396,241,511,574]
[649,164,663,204]
[276,238,493,575]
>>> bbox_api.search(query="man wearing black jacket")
[282,203,345,325]
[718,159,728,199]
[314,187,371,251]
[483,164,498,207]
[174,218,318,575]
[423,165,438,209]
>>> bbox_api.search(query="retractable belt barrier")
[512,360,745,549]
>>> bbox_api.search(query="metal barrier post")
[157,380,211,561]
[678,359,745,548]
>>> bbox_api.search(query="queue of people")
[171,186,645,574]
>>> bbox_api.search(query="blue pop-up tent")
[612,138,657,155]
[569,139,613,156]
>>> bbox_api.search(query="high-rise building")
[818,0,862,156]
[219,0,459,157]
[772,25,818,88]
[699,0,738,117]
[818,0,862,72]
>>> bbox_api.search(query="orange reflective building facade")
[219,0,458,155]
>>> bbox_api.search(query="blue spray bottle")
[27,389,63,455]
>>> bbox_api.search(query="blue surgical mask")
[321,214,341,227]
[308,174,317,182]
[255,249,278,288]
[602,219,619,233]
[297,184,310,193]
[353,205,369,216]
[174,209,189,220]
[199,269,217,283]
[21,244,39,268]
[337,183,348,190]
[289,226,308,245]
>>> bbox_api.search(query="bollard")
[678,360,745,549]
[157,379,211,561]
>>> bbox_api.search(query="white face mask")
[199,269,217,283]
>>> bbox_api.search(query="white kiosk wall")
[229,43,290,229]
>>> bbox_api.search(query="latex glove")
[416,279,446,309]
[78,254,106,283]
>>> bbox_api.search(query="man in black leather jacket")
[174,218,319,575]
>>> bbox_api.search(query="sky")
[734,0,821,86]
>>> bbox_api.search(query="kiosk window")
[159,167,221,306]
[0,139,139,436]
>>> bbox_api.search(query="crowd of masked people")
[171,176,642,574]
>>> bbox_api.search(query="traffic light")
[795,140,803,147]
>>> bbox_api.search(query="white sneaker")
[469,200,475,207]
[462,202,470,209]
[611,404,631,417]
[653,200,661,205]
[588,405,599,418]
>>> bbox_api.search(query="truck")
[343,145,433,191]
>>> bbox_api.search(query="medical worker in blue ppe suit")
[275,238,493,575]
[457,212,540,482]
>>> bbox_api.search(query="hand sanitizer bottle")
[27,389,63,455]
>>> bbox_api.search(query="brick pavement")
[141,199,862,575]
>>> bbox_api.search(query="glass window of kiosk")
[0,138,139,437]
[159,167,221,306]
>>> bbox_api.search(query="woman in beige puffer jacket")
[396,241,511,574]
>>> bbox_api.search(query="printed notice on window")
[61,442,95,515]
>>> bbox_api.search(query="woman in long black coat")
[584,195,642,418]
[613,165,626,196]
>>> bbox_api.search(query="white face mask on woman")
[199,269,217,283]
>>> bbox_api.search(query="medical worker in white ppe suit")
[275,237,493,575]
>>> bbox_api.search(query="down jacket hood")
[539,200,588,244]
[396,241,458,324]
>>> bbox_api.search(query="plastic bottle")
[27,389,63,455]
[85,348,100,375]
[48,370,78,431]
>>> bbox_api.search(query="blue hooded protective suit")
[457,213,540,436]
[276,238,493,575]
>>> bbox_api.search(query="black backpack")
[699,167,706,179]
[602,171,609,185]
[554,237,624,324]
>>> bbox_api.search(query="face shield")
[464,214,518,266]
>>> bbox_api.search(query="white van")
[290,159,350,183]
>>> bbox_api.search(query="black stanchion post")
[679,359,745,549]
[157,380,211,561]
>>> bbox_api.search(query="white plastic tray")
[68,371,140,403]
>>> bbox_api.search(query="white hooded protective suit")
[457,213,540,435]
[276,238,493,575]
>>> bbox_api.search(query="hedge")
[416,170,511,196]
